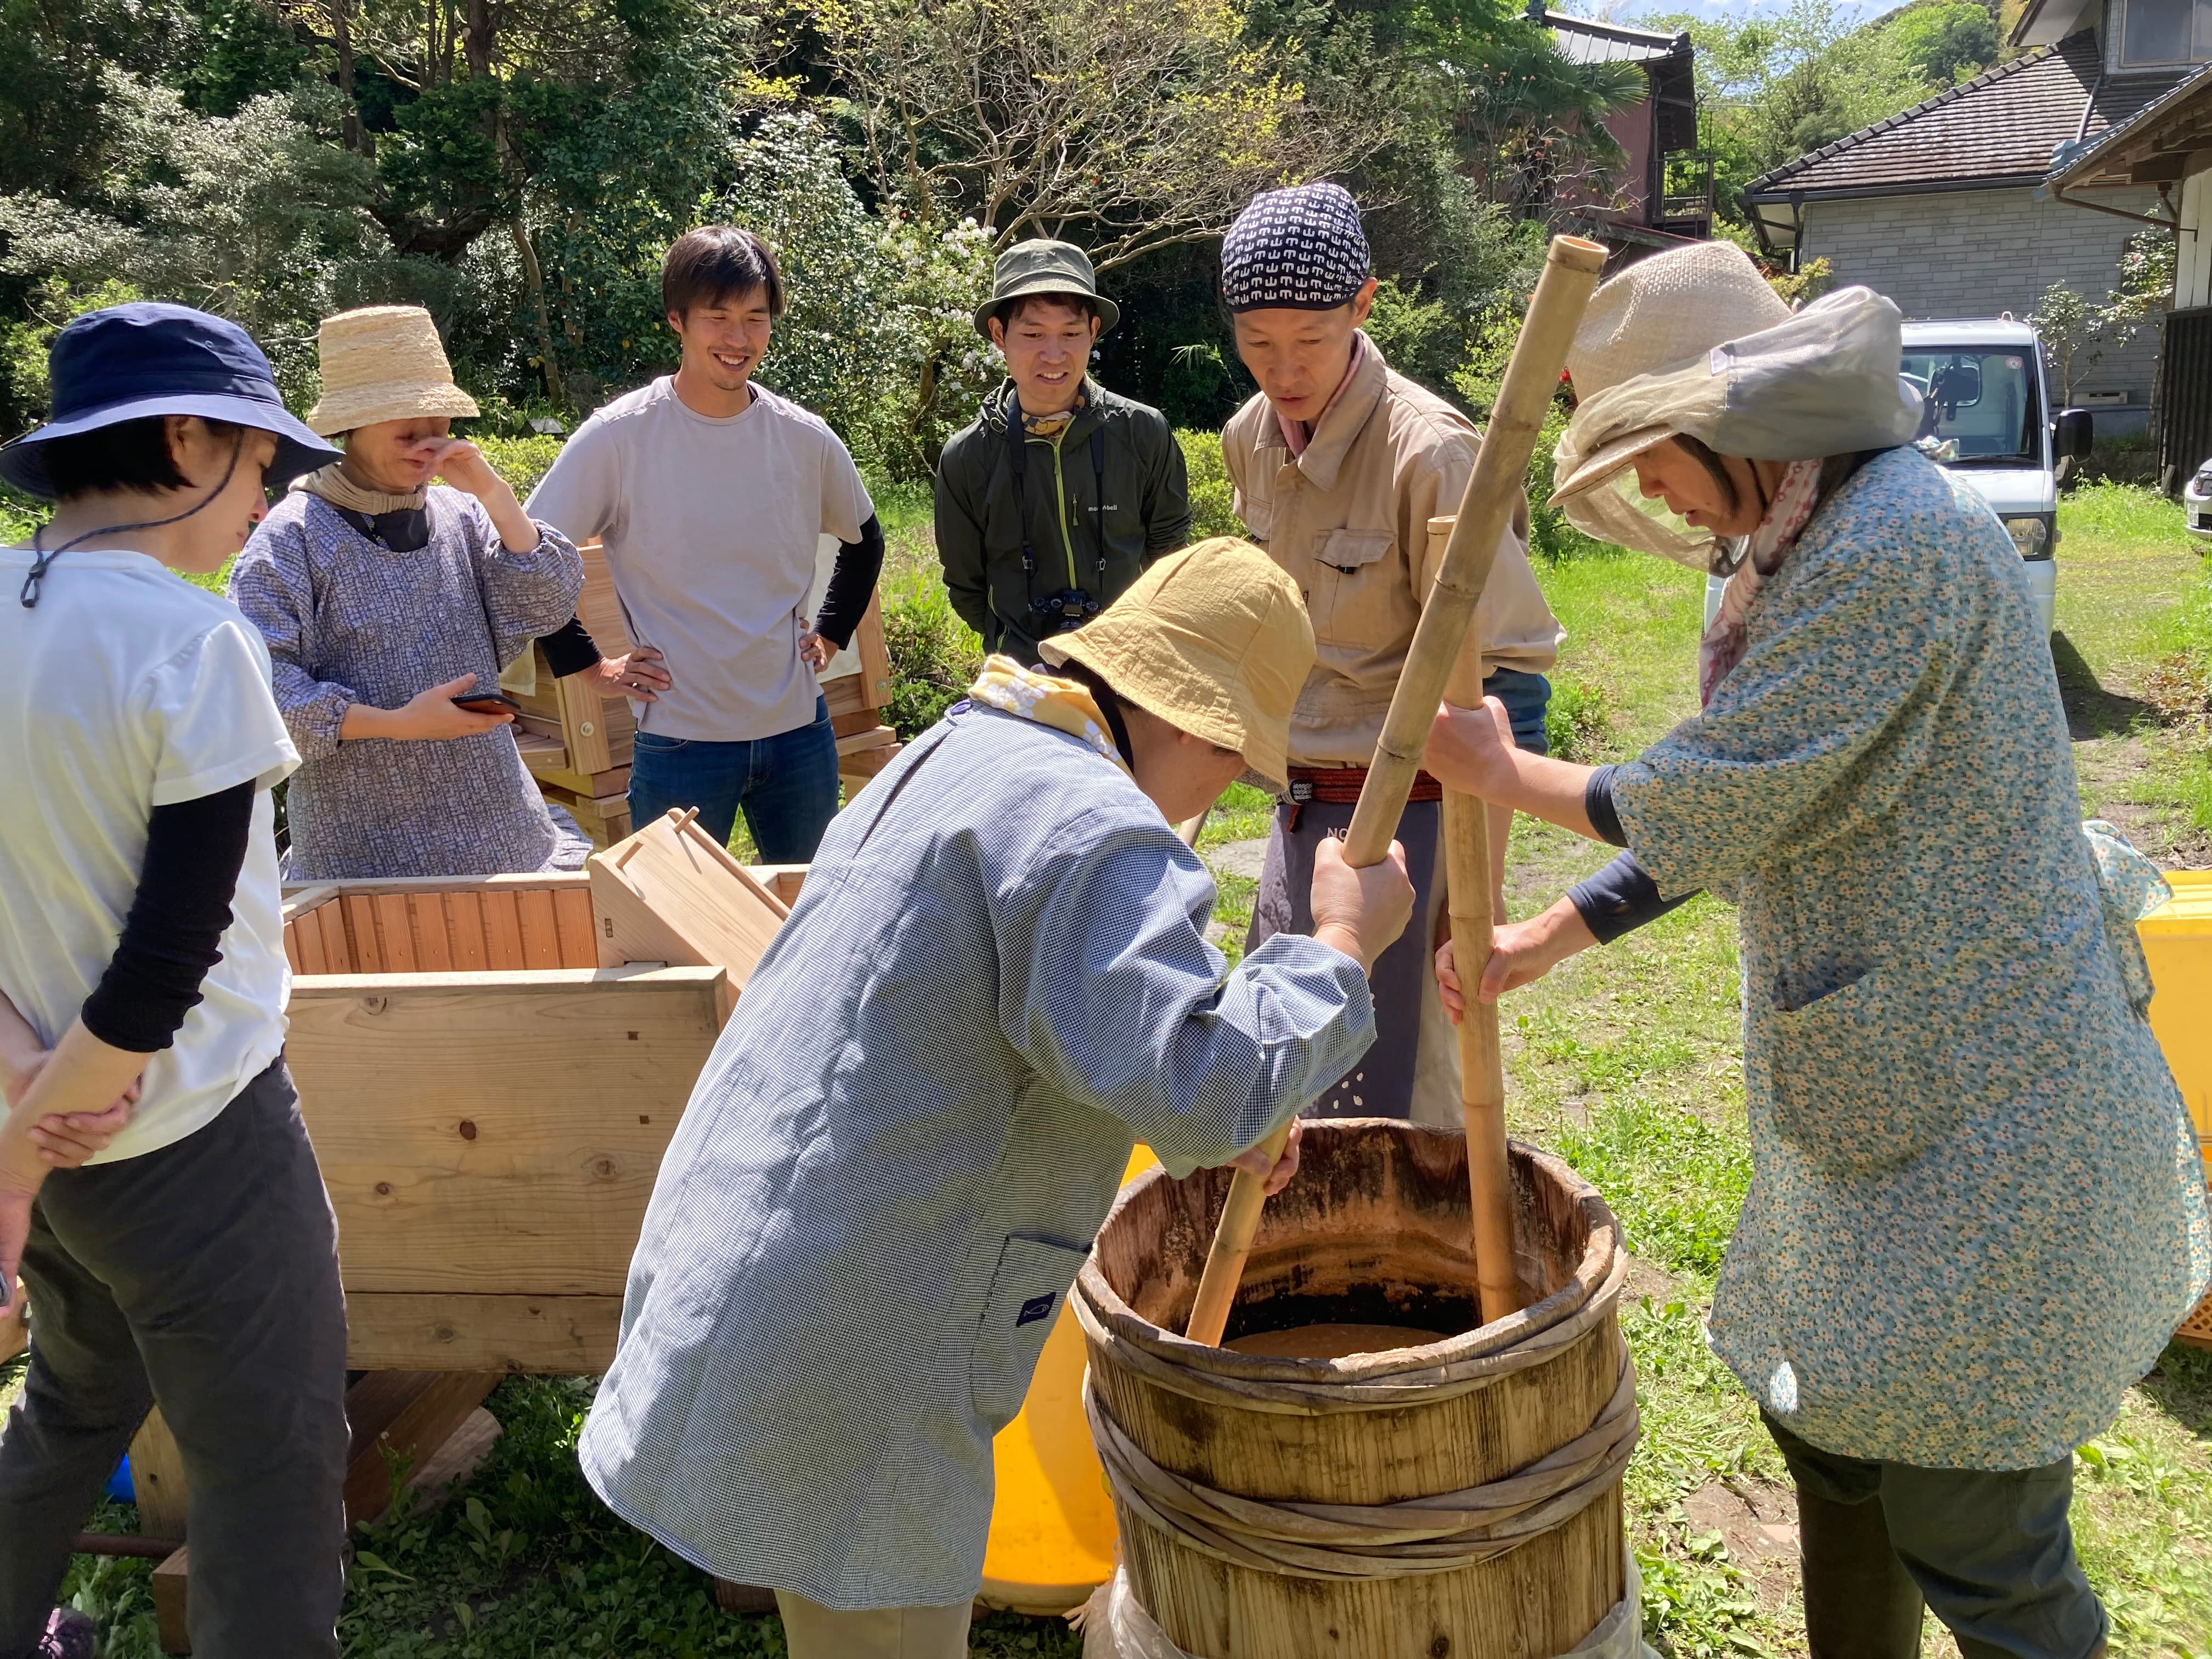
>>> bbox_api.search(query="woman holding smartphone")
[229,304,588,879]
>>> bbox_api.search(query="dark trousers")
[1766,1413,2107,1659]
[1248,669,1551,1121]
[627,694,842,862]
[0,1059,349,1659]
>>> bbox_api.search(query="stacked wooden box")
[513,538,903,849]
[135,813,802,1650]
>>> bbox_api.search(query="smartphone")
[452,691,522,716]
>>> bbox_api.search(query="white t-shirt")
[0,546,298,1164]
[524,377,874,742]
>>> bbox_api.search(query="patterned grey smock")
[1613,447,2212,1469]
[578,707,1376,1609]
[230,489,587,881]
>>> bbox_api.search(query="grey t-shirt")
[526,377,874,742]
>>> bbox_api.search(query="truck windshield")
[1898,349,2041,466]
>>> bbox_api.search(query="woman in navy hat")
[0,303,352,1659]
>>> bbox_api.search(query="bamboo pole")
[1183,234,1606,1348]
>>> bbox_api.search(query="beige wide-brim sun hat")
[304,304,480,437]
[1042,537,1313,793]
[1549,241,1792,505]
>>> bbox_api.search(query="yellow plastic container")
[978,1145,1159,1613]
[2142,872,2212,1350]
[2142,871,2212,1181]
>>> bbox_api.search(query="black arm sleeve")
[540,616,602,679]
[816,514,885,651]
[1567,850,1699,945]
[80,781,255,1054]
[1584,764,1627,848]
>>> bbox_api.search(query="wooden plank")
[557,669,614,775]
[838,742,902,786]
[532,761,630,798]
[343,1372,501,1525]
[446,892,488,972]
[373,895,416,973]
[853,590,893,713]
[131,1408,191,1540]
[408,895,452,973]
[746,866,808,907]
[552,887,597,968]
[342,895,383,974]
[516,888,561,968]
[280,884,342,918]
[318,901,354,974]
[573,540,634,654]
[589,813,789,984]
[286,967,725,1295]
[345,1291,623,1373]
[287,872,592,900]
[153,1547,190,1654]
[281,918,304,975]
[403,1407,503,1516]
[824,672,868,721]
[836,725,899,755]
[831,706,884,740]
[482,891,524,970]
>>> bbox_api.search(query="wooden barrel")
[1073,1120,1632,1659]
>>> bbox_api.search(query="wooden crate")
[142,854,795,1650]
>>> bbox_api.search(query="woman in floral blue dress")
[1428,243,2209,1659]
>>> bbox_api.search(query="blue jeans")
[1483,667,1551,756]
[627,696,840,862]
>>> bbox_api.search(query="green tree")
[1887,2,1999,86]
[1637,0,1928,226]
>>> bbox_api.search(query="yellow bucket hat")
[304,304,480,437]
[1042,537,1313,794]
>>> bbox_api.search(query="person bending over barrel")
[577,537,1414,1659]
[1430,241,2210,1659]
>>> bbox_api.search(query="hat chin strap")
[20,431,245,610]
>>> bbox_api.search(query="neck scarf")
[1697,459,1825,708]
[1276,331,1370,458]
[1016,381,1090,443]
[294,462,431,552]
[967,654,1131,776]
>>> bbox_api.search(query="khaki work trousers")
[773,1590,973,1659]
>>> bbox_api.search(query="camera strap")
[1005,400,1111,595]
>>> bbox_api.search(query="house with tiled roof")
[1538,5,1713,253]
[1742,0,2207,426]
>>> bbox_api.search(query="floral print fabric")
[1611,447,2211,1469]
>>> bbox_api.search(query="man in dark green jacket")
[935,240,1190,664]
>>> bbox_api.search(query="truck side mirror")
[2052,408,2093,460]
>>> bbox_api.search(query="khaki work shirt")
[1221,335,1565,766]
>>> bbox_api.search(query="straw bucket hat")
[1551,242,1791,504]
[1042,537,1313,793]
[304,305,480,437]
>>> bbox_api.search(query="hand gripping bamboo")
[1182,235,1607,1347]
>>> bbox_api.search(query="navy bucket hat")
[0,302,339,499]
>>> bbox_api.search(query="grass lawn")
[7,486,2210,1657]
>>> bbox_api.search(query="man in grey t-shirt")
[527,227,884,860]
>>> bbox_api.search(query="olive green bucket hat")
[971,239,1120,338]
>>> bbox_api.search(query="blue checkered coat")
[578,705,1375,1609]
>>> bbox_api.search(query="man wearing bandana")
[1219,182,1565,1126]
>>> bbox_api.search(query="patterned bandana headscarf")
[1697,459,1824,708]
[1222,183,1370,313]
[967,654,1132,776]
